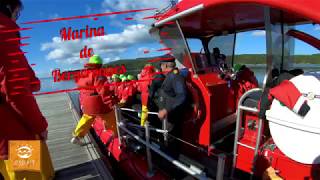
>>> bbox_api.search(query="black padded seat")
[242,91,263,108]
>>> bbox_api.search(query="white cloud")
[101,0,171,24]
[41,24,155,65]
[251,30,266,36]
[86,5,92,15]
[109,20,126,28]
[138,47,149,52]
[49,13,61,19]
[315,25,320,31]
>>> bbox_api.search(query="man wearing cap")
[71,55,116,145]
[157,56,188,137]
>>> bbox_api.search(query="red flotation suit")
[138,66,155,107]
[232,66,259,105]
[122,81,137,102]
[76,70,114,115]
[137,65,155,126]
[0,13,48,159]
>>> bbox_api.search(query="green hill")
[234,54,320,64]
[103,54,320,75]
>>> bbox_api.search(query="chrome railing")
[231,88,262,179]
[114,106,212,179]
[114,105,228,180]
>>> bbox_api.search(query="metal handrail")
[231,88,262,178]
[118,122,208,179]
[120,107,159,115]
[115,106,227,179]
[119,107,168,144]
[123,122,168,134]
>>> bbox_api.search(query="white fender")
[266,73,320,164]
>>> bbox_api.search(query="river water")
[38,66,319,93]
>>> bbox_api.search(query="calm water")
[38,77,77,93]
[38,66,319,93]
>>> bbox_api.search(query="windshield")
[208,34,236,69]
[150,21,194,70]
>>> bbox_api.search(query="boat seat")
[242,91,262,109]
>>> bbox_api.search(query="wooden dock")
[35,93,113,180]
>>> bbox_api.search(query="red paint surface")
[8,77,29,82]
[8,52,27,56]
[19,43,30,47]
[142,15,161,19]
[160,32,169,36]
[157,47,172,51]
[147,57,174,63]
[3,36,31,42]
[8,67,28,73]
[30,81,40,85]
[10,92,23,96]
[91,119,169,180]
[13,86,24,89]
[10,60,20,64]
[164,21,175,25]
[125,17,134,20]
[0,27,32,33]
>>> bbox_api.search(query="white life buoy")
[266,74,320,164]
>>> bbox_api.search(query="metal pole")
[126,122,168,133]
[216,154,226,180]
[120,108,159,115]
[162,118,168,146]
[251,118,264,176]
[231,107,242,177]
[176,20,198,75]
[231,88,262,178]
[118,124,207,179]
[114,105,122,148]
[145,121,154,177]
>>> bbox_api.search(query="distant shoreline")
[247,64,320,68]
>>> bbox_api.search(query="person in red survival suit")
[137,64,155,126]
[71,55,116,146]
[0,0,54,179]
[216,63,258,107]
[110,74,121,101]
[226,64,259,105]
[116,74,137,107]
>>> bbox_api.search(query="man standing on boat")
[157,55,188,137]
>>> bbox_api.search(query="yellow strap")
[140,105,149,126]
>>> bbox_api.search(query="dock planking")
[35,93,113,180]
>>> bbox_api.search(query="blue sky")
[17,0,320,77]
[19,0,169,77]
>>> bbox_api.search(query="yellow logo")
[9,140,41,171]
[16,144,33,159]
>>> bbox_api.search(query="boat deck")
[35,93,113,180]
